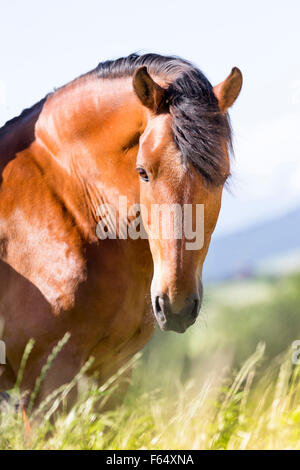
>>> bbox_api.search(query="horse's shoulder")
[0,153,87,314]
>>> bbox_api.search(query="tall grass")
[0,343,299,450]
[0,274,300,450]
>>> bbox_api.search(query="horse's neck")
[32,76,145,240]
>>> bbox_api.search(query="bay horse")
[0,53,242,408]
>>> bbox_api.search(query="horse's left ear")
[213,67,243,113]
[133,66,166,113]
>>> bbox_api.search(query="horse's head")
[133,65,242,333]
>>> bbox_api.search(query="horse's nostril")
[155,295,161,313]
[190,299,200,320]
[155,295,166,323]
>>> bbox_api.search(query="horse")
[0,53,242,408]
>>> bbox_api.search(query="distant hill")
[203,207,300,282]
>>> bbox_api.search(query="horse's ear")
[133,66,166,113]
[213,67,243,113]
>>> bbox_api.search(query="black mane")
[0,96,49,179]
[0,97,47,133]
[0,53,232,185]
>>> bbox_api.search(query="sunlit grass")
[1,274,300,450]
[0,343,299,450]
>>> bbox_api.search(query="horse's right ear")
[133,66,166,113]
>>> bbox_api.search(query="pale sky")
[0,0,299,235]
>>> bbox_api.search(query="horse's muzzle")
[153,293,200,333]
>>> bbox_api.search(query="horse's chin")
[160,324,187,334]
[155,316,194,334]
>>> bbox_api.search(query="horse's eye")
[136,167,149,182]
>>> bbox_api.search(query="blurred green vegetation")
[134,273,300,393]
[1,272,300,449]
